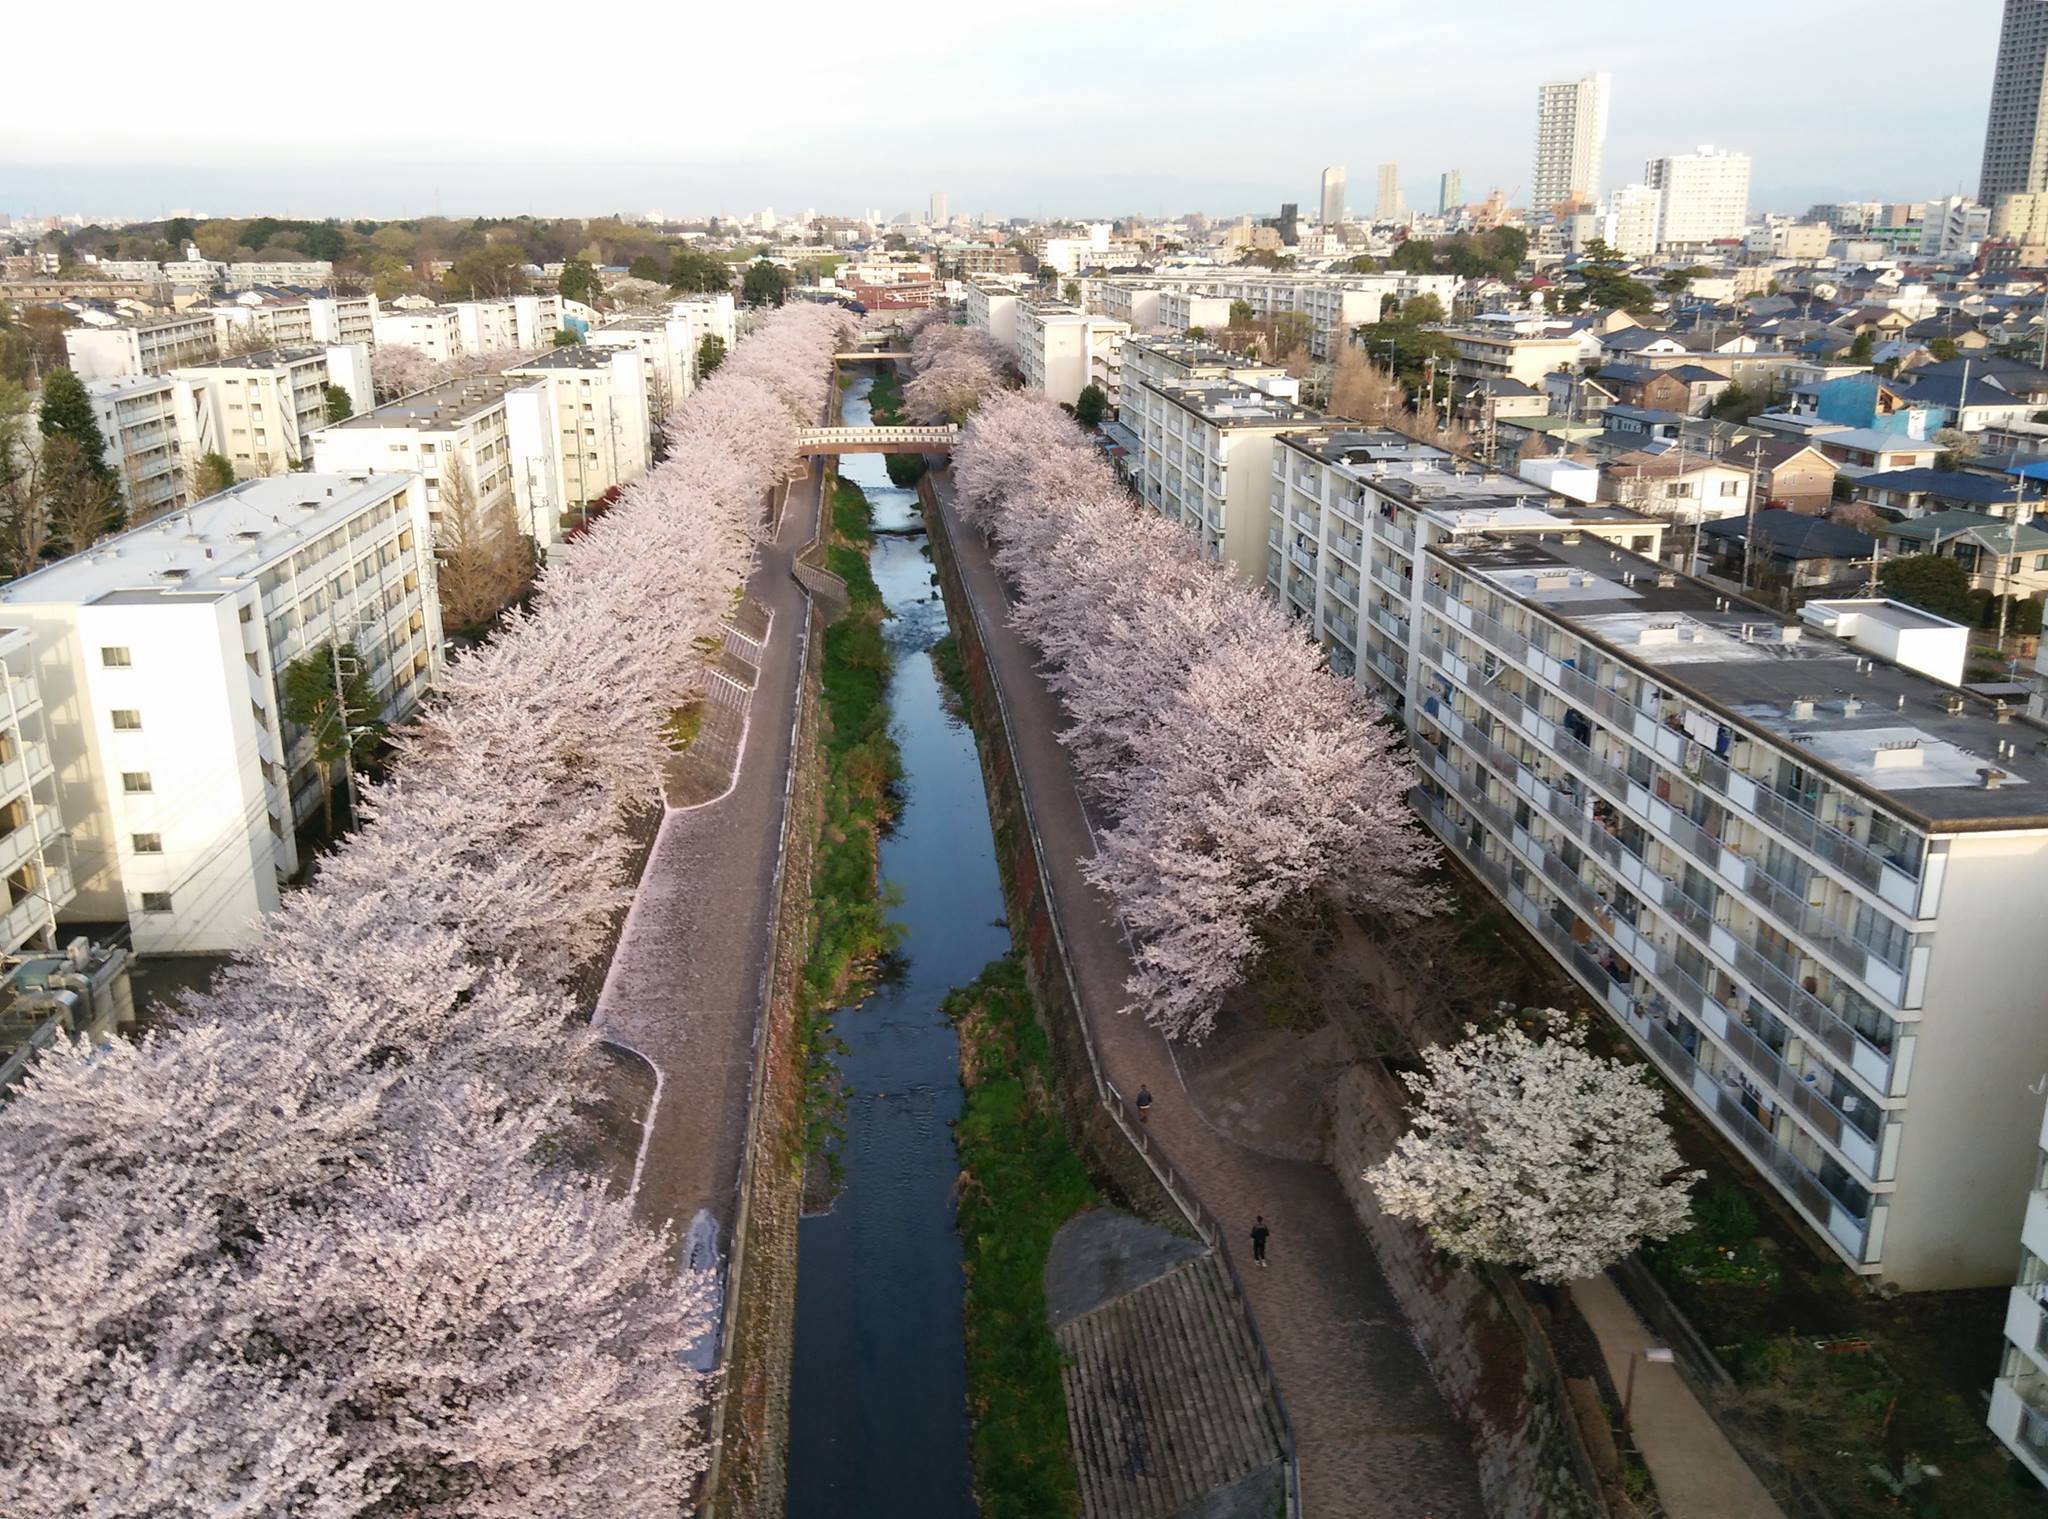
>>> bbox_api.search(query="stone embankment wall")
[1332,1063,1610,1519]
[705,577,831,1519]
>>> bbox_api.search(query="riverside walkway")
[593,456,824,1260]
[926,467,1485,1519]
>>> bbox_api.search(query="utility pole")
[1740,438,1764,592]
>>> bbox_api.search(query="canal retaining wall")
[1331,1044,1612,1519]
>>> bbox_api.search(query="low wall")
[1331,1063,1610,1519]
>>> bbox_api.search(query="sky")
[0,1,2007,224]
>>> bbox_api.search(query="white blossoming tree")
[1365,1015,1700,1282]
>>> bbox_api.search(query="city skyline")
[0,1,2003,222]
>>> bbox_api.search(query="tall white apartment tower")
[1533,70,1613,211]
[1645,145,1753,247]
[1376,163,1403,221]
[1321,165,1346,229]
[1983,0,2048,204]
[930,191,949,227]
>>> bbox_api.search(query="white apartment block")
[1646,145,1752,248]
[223,260,335,290]
[1014,302,1129,409]
[1445,328,1587,387]
[1129,377,1315,577]
[452,294,563,357]
[1534,71,1612,210]
[64,314,219,380]
[1263,427,1664,707]
[86,375,195,521]
[503,347,652,511]
[214,293,377,352]
[1158,290,1236,337]
[1410,547,2048,1288]
[1092,283,1164,332]
[171,345,373,479]
[1603,185,1663,261]
[0,474,444,953]
[312,375,562,551]
[670,293,738,352]
[0,629,77,957]
[1990,1101,2048,1482]
[966,281,1027,350]
[585,315,696,416]
[1121,335,1294,398]
[374,307,464,364]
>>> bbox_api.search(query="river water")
[785,371,1004,1518]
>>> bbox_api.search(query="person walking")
[1251,1215,1270,1268]
[1135,1084,1152,1124]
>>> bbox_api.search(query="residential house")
[1699,509,1877,591]
[1879,510,2048,599]
[1853,468,2043,520]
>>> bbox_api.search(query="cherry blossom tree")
[0,303,849,1514]
[904,348,1005,423]
[1364,1015,1700,1283]
[949,391,1441,1041]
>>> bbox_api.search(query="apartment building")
[671,292,738,352]
[0,629,77,959]
[1410,537,2048,1287]
[1093,283,1164,331]
[64,313,219,380]
[1014,302,1130,409]
[1534,71,1612,210]
[1445,327,1587,386]
[311,375,562,550]
[1982,0,2048,204]
[0,473,443,953]
[1158,290,1236,337]
[1265,427,1663,705]
[585,314,696,415]
[1646,146,1752,248]
[452,294,562,356]
[373,306,464,363]
[1990,1101,2048,1481]
[1121,335,1293,396]
[503,346,652,511]
[213,292,377,352]
[223,259,335,290]
[86,374,194,520]
[965,281,1027,349]
[171,345,373,478]
[1130,378,1314,576]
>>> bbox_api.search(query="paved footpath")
[1573,1275,1787,1519]
[928,468,1485,1519]
[594,458,825,1260]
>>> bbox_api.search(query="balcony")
[1991,1367,2048,1485]
[1328,530,1365,565]
[1325,575,1360,609]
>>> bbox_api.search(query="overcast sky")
[0,1,2005,224]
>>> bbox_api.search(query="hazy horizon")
[1,1,2004,225]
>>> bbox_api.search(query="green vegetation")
[884,453,927,487]
[438,242,530,299]
[930,632,972,726]
[190,451,235,497]
[1356,294,1456,393]
[947,955,1096,1519]
[1879,553,1973,623]
[1645,1184,1778,1287]
[280,640,383,838]
[866,368,907,424]
[661,701,703,753]
[1386,227,1528,281]
[669,247,733,293]
[322,383,353,425]
[696,332,726,379]
[796,477,905,1168]
[557,257,601,306]
[742,259,791,308]
[1232,248,1297,271]
[552,328,582,348]
[1074,383,1107,429]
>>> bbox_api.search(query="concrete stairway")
[666,603,768,807]
[1056,1252,1285,1519]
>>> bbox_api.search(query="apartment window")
[139,891,173,913]
[2035,554,2048,572]
[1719,479,1741,496]
[131,833,163,854]
[110,709,141,731]
[101,646,132,668]
[121,772,152,793]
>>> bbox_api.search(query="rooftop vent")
[1942,693,1966,717]
[1873,738,1922,770]
[1780,625,1802,645]
[1791,696,1817,720]
[1996,699,2015,725]
[1981,766,2008,790]
[1841,696,1861,718]
[1656,570,1677,588]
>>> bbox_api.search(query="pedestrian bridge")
[798,425,957,456]
[833,351,911,361]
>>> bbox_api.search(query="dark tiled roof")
[1854,468,2043,505]
[1699,508,1875,559]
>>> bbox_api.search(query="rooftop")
[0,474,413,608]
[1854,467,2042,506]
[333,375,535,431]
[505,347,623,372]
[171,345,325,373]
[1152,379,1312,428]
[1430,535,2048,828]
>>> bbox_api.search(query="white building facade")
[1534,71,1612,210]
[64,314,219,380]
[503,347,652,512]
[0,474,444,953]
[1646,145,1752,248]
[1014,303,1129,409]
[171,345,373,478]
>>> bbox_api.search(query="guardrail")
[925,478,1303,1519]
